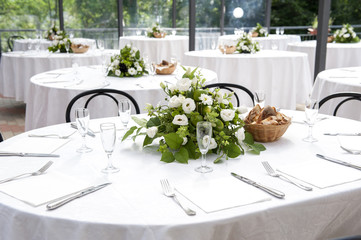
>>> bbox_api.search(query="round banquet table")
[25,65,217,130]
[184,49,312,110]
[218,34,301,51]
[287,40,361,78]
[119,35,189,63]
[13,38,97,51]
[1,111,361,240]
[0,49,117,102]
[311,66,361,121]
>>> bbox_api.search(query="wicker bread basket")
[71,44,89,53]
[156,63,176,75]
[153,32,166,38]
[251,32,259,38]
[244,121,291,142]
[219,45,236,54]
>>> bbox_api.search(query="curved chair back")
[319,92,361,116]
[65,89,140,122]
[204,83,255,107]
[0,132,3,142]
[7,35,25,51]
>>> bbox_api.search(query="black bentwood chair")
[0,132,3,142]
[65,89,140,123]
[204,83,255,107]
[7,35,25,51]
[318,92,361,116]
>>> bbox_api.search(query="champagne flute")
[97,39,105,51]
[119,100,131,138]
[65,41,70,55]
[75,108,92,153]
[303,98,319,142]
[195,121,213,173]
[254,90,266,108]
[100,123,119,173]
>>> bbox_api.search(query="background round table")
[311,66,361,121]
[13,38,97,51]
[25,66,218,130]
[287,40,361,78]
[184,49,312,110]
[119,35,188,63]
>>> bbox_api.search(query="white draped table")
[184,49,312,109]
[119,35,188,62]
[13,38,97,51]
[0,50,117,102]
[218,34,301,51]
[311,66,361,121]
[1,111,361,240]
[287,40,361,78]
[25,66,217,130]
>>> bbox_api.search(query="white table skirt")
[25,66,218,130]
[0,50,117,102]
[287,40,361,78]
[184,49,312,110]
[311,66,361,121]
[218,34,301,51]
[119,35,189,63]
[1,111,361,240]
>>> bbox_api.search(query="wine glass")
[97,39,105,52]
[119,100,131,138]
[100,123,119,173]
[280,27,285,35]
[303,98,319,142]
[75,108,92,153]
[276,27,280,35]
[254,90,266,108]
[195,121,213,173]
[65,41,70,55]
[171,28,177,36]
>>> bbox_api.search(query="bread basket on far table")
[155,60,177,75]
[71,44,89,53]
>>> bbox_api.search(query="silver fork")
[0,161,53,184]
[28,131,76,139]
[160,179,196,216]
[262,161,312,191]
[340,145,361,155]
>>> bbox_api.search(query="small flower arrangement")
[47,30,72,53]
[236,33,260,54]
[251,23,268,37]
[46,23,60,40]
[123,66,265,164]
[146,23,166,38]
[107,44,147,78]
[333,24,360,43]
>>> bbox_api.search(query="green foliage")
[47,27,72,53]
[251,23,268,37]
[146,23,166,38]
[235,33,260,54]
[333,24,360,43]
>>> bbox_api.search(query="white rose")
[168,84,176,93]
[146,126,158,138]
[237,105,248,114]
[172,114,188,126]
[126,43,131,48]
[202,136,216,149]
[209,138,217,150]
[344,33,350,38]
[236,128,245,144]
[220,109,235,121]
[137,66,142,72]
[115,70,121,76]
[169,95,182,108]
[200,93,213,106]
[182,137,188,145]
[176,78,191,92]
[215,93,229,105]
[128,68,137,75]
[191,78,198,86]
[134,62,140,67]
[113,59,119,66]
[182,98,196,114]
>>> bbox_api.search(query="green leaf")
[248,143,266,154]
[164,133,183,150]
[184,139,197,159]
[161,151,175,163]
[146,117,161,128]
[143,135,155,147]
[122,126,137,141]
[132,116,147,128]
[224,142,242,158]
[243,132,254,145]
[174,147,189,164]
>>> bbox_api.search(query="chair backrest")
[204,83,255,107]
[0,132,3,142]
[65,89,140,122]
[318,92,361,116]
[7,35,25,51]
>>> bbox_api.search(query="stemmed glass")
[254,90,266,108]
[97,39,105,52]
[119,100,131,138]
[75,108,92,153]
[195,121,213,173]
[65,41,70,55]
[303,98,319,142]
[100,123,119,173]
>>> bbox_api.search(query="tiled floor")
[0,95,26,140]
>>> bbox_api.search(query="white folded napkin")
[277,159,361,189]
[176,177,271,213]
[338,136,361,151]
[0,138,70,154]
[0,172,90,207]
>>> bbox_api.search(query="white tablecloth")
[1,111,361,240]
[119,35,188,63]
[184,49,312,110]
[13,38,97,51]
[218,34,301,51]
[0,50,117,102]
[25,66,217,130]
[311,66,361,121]
[287,40,361,78]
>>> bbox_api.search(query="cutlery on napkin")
[316,154,361,171]
[0,152,59,157]
[324,133,361,136]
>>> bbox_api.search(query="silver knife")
[316,154,361,171]
[46,182,111,210]
[0,152,60,157]
[231,172,285,199]
[324,133,361,136]
[70,123,96,137]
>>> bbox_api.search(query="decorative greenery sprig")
[333,24,360,43]
[146,23,166,38]
[107,44,148,78]
[251,23,268,37]
[123,66,265,164]
[47,30,72,53]
[236,33,260,54]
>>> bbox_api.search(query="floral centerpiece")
[333,24,360,43]
[251,23,268,37]
[47,30,72,53]
[123,66,265,164]
[45,23,60,40]
[236,33,260,54]
[146,23,166,38]
[107,44,147,77]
